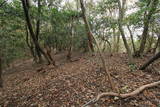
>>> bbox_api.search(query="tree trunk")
[67,20,74,61]
[146,34,154,53]
[158,38,160,52]
[79,0,116,91]
[34,0,42,62]
[139,51,160,70]
[153,34,160,53]
[127,25,136,54]
[102,41,107,52]
[0,57,3,88]
[101,37,112,55]
[45,46,56,65]
[21,0,50,64]
[138,0,159,56]
[116,33,120,52]
[118,0,134,64]
[80,0,94,52]
[25,25,37,61]
[67,25,73,60]
[35,0,41,41]
[112,27,116,53]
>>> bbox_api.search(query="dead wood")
[83,81,160,107]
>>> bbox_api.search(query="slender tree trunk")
[79,0,116,91]
[45,46,56,65]
[116,33,120,52]
[112,27,116,53]
[153,34,160,53]
[146,35,154,53]
[80,0,94,52]
[101,37,112,55]
[35,0,41,41]
[146,25,155,53]
[25,25,37,61]
[0,57,3,88]
[138,0,159,55]
[118,0,134,64]
[102,41,107,52]
[34,0,42,62]
[139,51,160,70]
[21,0,50,64]
[158,38,160,52]
[67,21,74,61]
[127,25,136,54]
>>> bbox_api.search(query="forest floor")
[0,52,160,107]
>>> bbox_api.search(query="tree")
[153,34,160,53]
[67,18,74,60]
[21,0,51,64]
[80,0,94,52]
[137,0,159,56]
[79,0,116,91]
[0,0,28,67]
[25,25,37,62]
[0,56,2,88]
[127,25,136,54]
[117,0,134,64]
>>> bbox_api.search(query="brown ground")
[0,52,160,107]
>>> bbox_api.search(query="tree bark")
[25,25,37,61]
[67,21,74,61]
[127,25,136,54]
[138,0,159,56]
[146,34,154,53]
[79,0,116,91]
[45,46,56,65]
[112,27,116,53]
[34,0,42,62]
[153,34,160,53]
[21,0,50,64]
[35,0,41,41]
[118,0,134,64]
[0,57,3,88]
[101,36,112,55]
[139,51,160,70]
[80,0,94,52]
[116,33,120,52]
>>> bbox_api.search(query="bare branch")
[83,81,160,106]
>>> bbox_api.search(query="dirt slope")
[0,53,160,107]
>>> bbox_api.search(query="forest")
[0,0,160,106]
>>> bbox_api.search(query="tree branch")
[83,81,160,106]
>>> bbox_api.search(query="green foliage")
[46,8,88,50]
[0,0,160,67]
[129,64,137,72]
[0,0,27,66]
[125,9,144,27]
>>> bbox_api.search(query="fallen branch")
[139,51,160,70]
[82,81,160,107]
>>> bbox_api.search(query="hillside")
[0,53,160,107]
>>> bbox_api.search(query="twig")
[82,98,96,107]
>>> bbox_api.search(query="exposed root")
[83,81,160,107]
